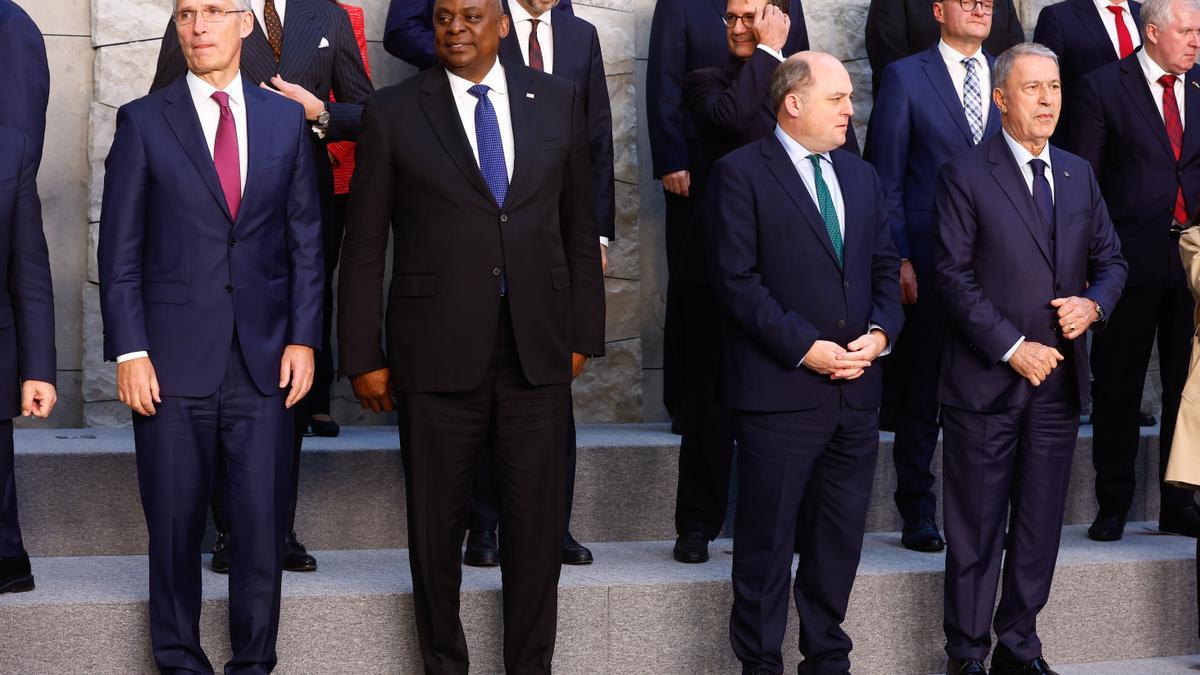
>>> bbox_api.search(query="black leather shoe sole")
[0,574,34,594]
[1088,524,1124,541]
[464,548,500,567]
[672,540,709,564]
[284,551,318,572]
[211,551,230,574]
[309,418,340,438]
[562,545,594,565]
[901,534,945,552]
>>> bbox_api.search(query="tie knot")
[1160,74,1179,90]
[468,84,491,100]
[807,153,824,172]
[962,57,977,72]
[1029,158,1048,177]
[1107,4,1124,16]
[530,18,539,29]
[211,91,231,109]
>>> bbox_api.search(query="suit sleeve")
[868,168,904,343]
[1032,6,1064,59]
[150,20,188,93]
[706,158,820,367]
[585,25,616,241]
[686,51,778,139]
[786,0,810,55]
[383,0,437,70]
[1070,74,1107,179]
[1081,163,1128,321]
[325,6,374,142]
[98,107,152,361]
[646,0,690,178]
[337,95,394,376]
[558,0,574,14]
[563,87,606,356]
[933,160,1025,363]
[864,63,913,259]
[864,0,908,97]
[9,134,55,384]
[285,106,325,348]
[0,8,49,169]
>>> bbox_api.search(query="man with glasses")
[99,0,324,669]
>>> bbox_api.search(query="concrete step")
[1055,654,1200,674]
[0,524,1194,674]
[11,425,1163,557]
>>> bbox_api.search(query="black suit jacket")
[0,0,49,173]
[338,64,606,391]
[1034,0,1142,149]
[499,3,615,241]
[864,0,1023,97]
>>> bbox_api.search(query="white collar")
[1138,46,1183,85]
[186,71,245,108]
[507,0,552,26]
[1093,0,1132,15]
[937,38,985,68]
[773,124,832,168]
[446,58,508,98]
[1001,127,1052,171]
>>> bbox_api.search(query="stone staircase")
[0,424,1195,673]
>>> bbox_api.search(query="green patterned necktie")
[807,154,843,264]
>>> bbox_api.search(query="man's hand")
[279,345,315,409]
[1050,296,1100,341]
[834,331,888,380]
[662,170,691,197]
[262,76,325,121]
[572,353,588,379]
[351,368,395,413]
[899,259,918,305]
[117,357,162,416]
[600,244,609,274]
[21,380,57,418]
[1008,340,1065,387]
[803,339,873,380]
[753,2,790,52]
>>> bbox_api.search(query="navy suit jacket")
[1071,54,1200,289]
[385,0,573,70]
[99,78,325,399]
[498,2,615,240]
[0,127,54,419]
[647,0,810,179]
[705,134,904,412]
[0,0,49,173]
[934,133,1127,413]
[1034,0,1142,149]
[865,44,1002,263]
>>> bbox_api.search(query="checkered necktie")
[962,58,983,145]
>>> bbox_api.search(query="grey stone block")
[605,277,641,341]
[92,0,171,47]
[19,0,90,37]
[575,3,636,77]
[573,339,644,422]
[94,40,160,109]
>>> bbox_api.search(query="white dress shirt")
[1094,0,1140,57]
[118,72,251,364]
[446,60,516,183]
[508,0,554,75]
[1138,47,1187,129]
[937,39,991,132]
[251,0,286,30]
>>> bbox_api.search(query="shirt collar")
[186,71,245,108]
[446,59,508,98]
[1094,0,1131,15]
[774,125,831,168]
[1138,46,1181,85]
[1001,127,1052,171]
[937,38,985,71]
[507,0,551,26]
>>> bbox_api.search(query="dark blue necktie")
[468,84,509,294]
[1029,158,1054,235]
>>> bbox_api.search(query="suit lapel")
[1120,56,1177,162]
[418,69,497,206]
[762,136,840,268]
[1050,147,1074,275]
[236,82,271,229]
[984,53,1002,138]
[832,152,861,276]
[988,135,1052,267]
[1181,67,1200,161]
[278,0,323,81]
[505,66,537,205]
[1075,0,1118,59]
[921,46,975,146]
[161,79,233,222]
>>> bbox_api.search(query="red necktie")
[1159,74,1189,224]
[1107,5,1134,59]
[528,18,544,72]
[211,91,241,220]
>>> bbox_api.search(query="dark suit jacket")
[865,44,1001,264]
[1034,0,1142,149]
[0,0,49,173]
[934,133,1127,413]
[1072,54,1200,289]
[0,127,54,419]
[384,0,573,70]
[647,0,810,179]
[98,78,325,399]
[499,2,615,240]
[864,0,1023,97]
[705,134,904,412]
[337,64,606,391]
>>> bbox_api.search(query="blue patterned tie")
[468,84,509,294]
[962,58,983,145]
[807,154,843,265]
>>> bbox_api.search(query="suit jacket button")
[837,319,846,328]
[225,284,234,293]
[228,238,237,247]
[843,281,849,288]
[492,267,502,277]
[500,214,508,223]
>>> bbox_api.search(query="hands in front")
[662,170,690,197]
[280,345,315,408]
[803,331,888,381]
[21,380,57,418]
[352,367,395,413]
[1051,296,1100,341]
[899,259,918,305]
[118,357,161,416]
[752,2,790,52]
[1008,341,1064,387]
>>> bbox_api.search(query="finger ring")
[1068,323,1076,332]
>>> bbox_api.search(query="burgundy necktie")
[1106,5,1134,59]
[1159,74,1189,224]
[528,19,544,72]
[211,91,241,220]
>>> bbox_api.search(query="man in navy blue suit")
[935,43,1126,675]
[99,0,324,670]
[1035,0,1142,149]
[865,0,1001,553]
[707,52,903,674]
[0,126,56,596]
[1073,0,1200,542]
[383,0,572,68]
[0,0,49,174]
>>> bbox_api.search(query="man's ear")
[240,11,254,39]
[498,13,511,39]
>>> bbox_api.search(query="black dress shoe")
[0,550,34,594]
[945,658,987,675]
[211,532,231,574]
[308,414,340,438]
[990,648,1059,675]
[1139,412,1157,426]
[673,531,709,563]
[562,533,593,565]
[1088,510,1126,541]
[464,529,500,567]
[901,516,946,552]
[1160,505,1200,537]
[283,531,318,572]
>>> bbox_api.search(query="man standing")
[99,0,324,669]
[383,0,572,70]
[151,0,373,573]
[0,0,50,173]
[936,43,1126,675]
[337,0,605,670]
[865,0,1001,553]
[1073,0,1200,541]
[707,52,903,674]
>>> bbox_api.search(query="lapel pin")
[1063,170,1070,178]
[526,92,535,99]
[1192,81,1199,89]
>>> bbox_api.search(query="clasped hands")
[803,331,887,381]
[1007,296,1100,387]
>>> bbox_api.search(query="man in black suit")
[150,0,373,573]
[461,0,613,568]
[0,0,49,173]
[864,0,1024,97]
[337,0,605,669]
[1073,0,1200,542]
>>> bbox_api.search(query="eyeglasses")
[722,13,757,29]
[948,0,996,14]
[174,7,248,25]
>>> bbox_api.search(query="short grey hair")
[173,0,253,11]
[770,55,815,110]
[993,42,1059,91]
[1141,0,1200,42]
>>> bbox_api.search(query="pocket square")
[526,92,535,99]
[318,37,330,48]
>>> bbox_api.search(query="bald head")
[771,52,853,153]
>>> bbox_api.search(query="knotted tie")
[468,84,510,294]
[962,58,983,145]
[528,19,544,72]
[1029,158,1053,236]
[1106,5,1135,59]
[807,154,843,264]
[1159,74,1189,224]
[264,0,284,62]
[211,91,241,220]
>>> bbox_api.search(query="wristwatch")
[1094,300,1106,323]
[315,104,331,129]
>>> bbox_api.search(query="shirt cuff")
[311,124,327,139]
[599,236,610,247]
[869,324,892,357]
[116,351,149,363]
[757,44,785,62]
[1001,337,1025,363]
